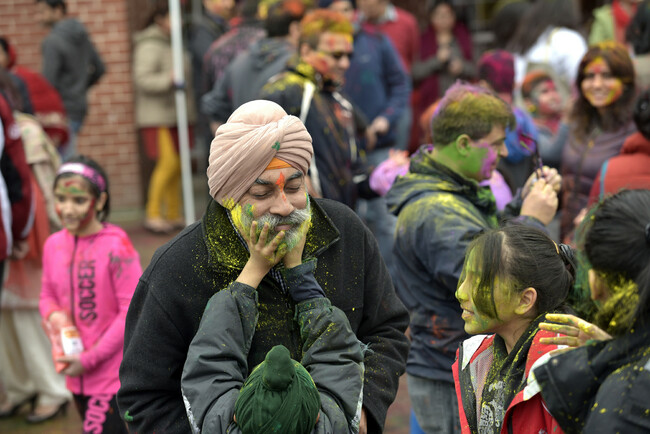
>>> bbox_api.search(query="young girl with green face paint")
[453,225,575,434]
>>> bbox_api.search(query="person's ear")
[96,192,108,213]
[589,269,610,302]
[289,21,301,44]
[299,42,312,58]
[514,287,537,316]
[454,134,471,156]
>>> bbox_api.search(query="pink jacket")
[40,223,141,395]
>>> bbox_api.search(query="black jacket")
[118,198,409,433]
[534,324,650,433]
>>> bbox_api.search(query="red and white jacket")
[452,330,565,434]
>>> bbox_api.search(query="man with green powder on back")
[385,82,561,434]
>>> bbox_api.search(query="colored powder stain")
[124,411,133,422]
[275,172,287,202]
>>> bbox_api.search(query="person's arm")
[377,36,411,127]
[77,237,141,371]
[354,222,410,432]
[0,100,34,246]
[86,40,106,88]
[133,41,173,94]
[181,283,258,434]
[411,56,445,82]
[201,65,234,124]
[41,38,62,88]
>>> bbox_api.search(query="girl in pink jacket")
[40,155,142,433]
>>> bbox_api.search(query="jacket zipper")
[69,236,84,394]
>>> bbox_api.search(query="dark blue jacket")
[343,28,410,149]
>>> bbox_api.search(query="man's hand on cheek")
[237,221,287,288]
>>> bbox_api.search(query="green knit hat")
[234,345,321,434]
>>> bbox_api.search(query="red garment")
[588,132,650,206]
[453,331,565,434]
[362,6,419,73]
[4,175,49,305]
[140,126,194,160]
[418,23,473,112]
[612,0,637,43]
[0,94,33,261]
[5,38,69,147]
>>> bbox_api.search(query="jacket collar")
[201,198,340,272]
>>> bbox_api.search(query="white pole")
[168,0,196,225]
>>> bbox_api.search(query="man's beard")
[233,199,312,252]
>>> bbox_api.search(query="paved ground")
[0,213,413,433]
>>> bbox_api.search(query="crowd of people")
[0,0,650,433]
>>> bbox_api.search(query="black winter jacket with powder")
[117,198,409,433]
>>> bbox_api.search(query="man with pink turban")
[118,100,409,434]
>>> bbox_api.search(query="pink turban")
[207,100,313,206]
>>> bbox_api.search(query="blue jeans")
[407,374,461,434]
[60,120,82,161]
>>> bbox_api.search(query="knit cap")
[478,49,515,94]
[234,345,321,434]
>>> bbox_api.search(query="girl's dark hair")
[583,189,650,334]
[461,225,575,319]
[491,1,531,49]
[570,42,636,141]
[626,0,650,55]
[142,0,169,30]
[54,155,111,221]
[506,0,580,55]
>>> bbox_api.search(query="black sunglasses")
[321,50,354,61]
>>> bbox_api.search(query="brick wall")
[2,0,142,214]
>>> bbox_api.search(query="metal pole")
[168,0,196,225]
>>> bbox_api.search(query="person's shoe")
[144,218,174,234]
[25,400,68,424]
[0,394,38,418]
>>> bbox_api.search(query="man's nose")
[270,197,295,217]
[499,142,509,158]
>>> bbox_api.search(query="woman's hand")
[57,354,85,377]
[236,222,287,288]
[539,313,612,347]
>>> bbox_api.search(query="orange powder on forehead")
[265,157,292,171]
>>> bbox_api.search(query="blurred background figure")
[587,88,650,205]
[202,0,306,131]
[412,0,474,152]
[34,0,105,160]
[133,0,196,234]
[0,69,70,425]
[626,0,650,89]
[0,37,69,150]
[324,0,410,279]
[560,41,637,243]
[521,70,570,171]
[588,0,641,45]
[188,0,235,166]
[507,0,587,104]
